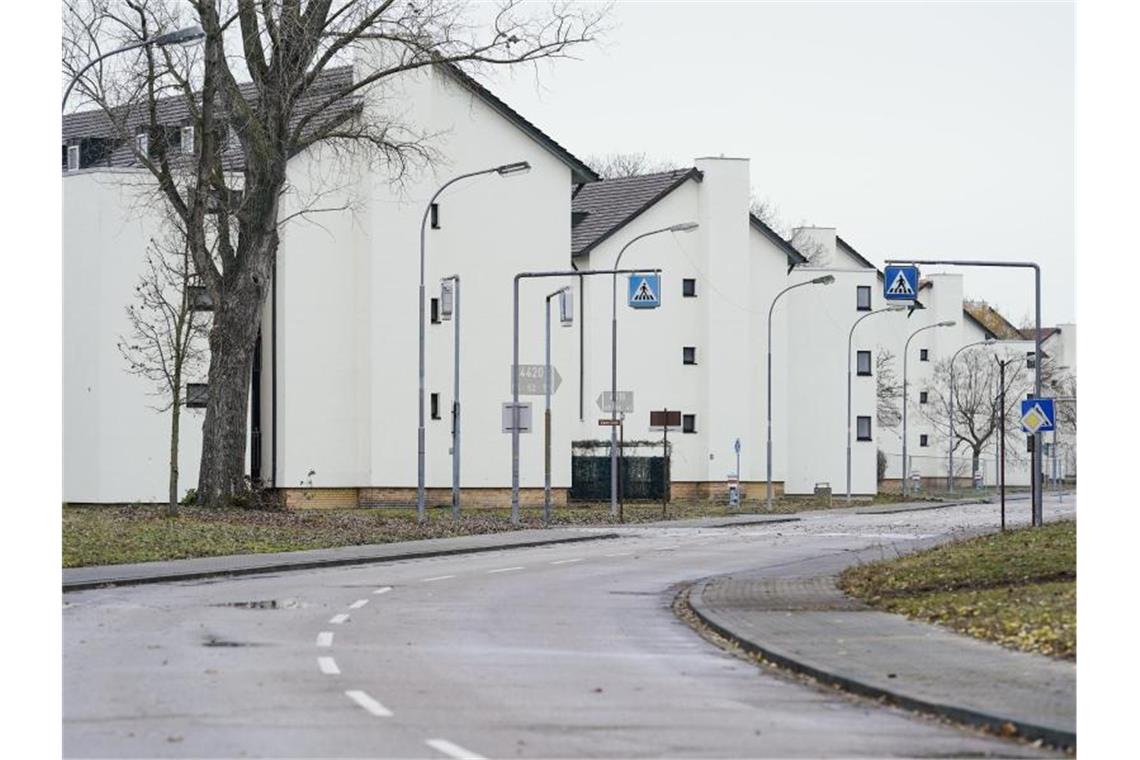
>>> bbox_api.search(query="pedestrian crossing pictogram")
[883,265,919,301]
[627,273,661,309]
[887,270,914,295]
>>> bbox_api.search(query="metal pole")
[443,276,461,519]
[662,412,669,519]
[999,357,1007,531]
[542,288,567,524]
[510,268,661,520]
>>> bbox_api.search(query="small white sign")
[502,402,532,434]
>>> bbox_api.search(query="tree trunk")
[196,246,274,507]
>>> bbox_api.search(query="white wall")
[63,172,205,503]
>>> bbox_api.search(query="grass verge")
[839,520,1075,659]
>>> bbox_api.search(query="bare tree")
[118,226,210,515]
[917,349,1031,482]
[587,151,680,179]
[64,0,609,506]
[876,348,902,429]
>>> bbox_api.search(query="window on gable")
[920,348,929,361]
[682,278,696,297]
[920,434,929,447]
[430,203,440,230]
[66,144,79,172]
[856,285,871,311]
[920,391,929,404]
[431,393,441,420]
[856,350,871,376]
[682,414,697,434]
[186,383,208,409]
[181,125,195,154]
[856,416,872,441]
[430,297,440,324]
[135,132,149,159]
[683,346,697,365]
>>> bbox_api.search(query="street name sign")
[628,273,661,309]
[597,418,621,427]
[1020,398,1055,434]
[501,402,532,434]
[884,265,919,301]
[511,364,562,396]
[597,391,634,414]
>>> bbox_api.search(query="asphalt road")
[64,496,1075,758]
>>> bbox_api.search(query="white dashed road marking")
[317,656,340,675]
[345,689,393,717]
[329,613,350,625]
[426,738,486,760]
[348,599,369,609]
[373,586,392,595]
[422,575,456,583]
[487,566,524,574]
[316,631,334,647]
[550,558,583,565]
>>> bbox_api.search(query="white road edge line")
[605,552,633,557]
[425,738,486,760]
[345,690,393,718]
[373,586,393,595]
[316,631,334,647]
[349,599,369,609]
[550,558,583,565]
[422,575,456,583]
[487,566,525,574]
[317,656,340,675]
[329,613,350,625]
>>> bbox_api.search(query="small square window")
[856,416,871,441]
[66,144,79,172]
[136,132,149,159]
[682,278,697,297]
[181,125,195,154]
[683,346,697,365]
[856,350,871,376]
[430,202,440,230]
[920,349,929,361]
[187,285,213,311]
[430,297,440,324]
[682,414,697,434]
[856,285,871,311]
[920,434,929,447]
[919,391,928,404]
[431,393,441,420]
[1026,351,1036,369]
[186,383,208,409]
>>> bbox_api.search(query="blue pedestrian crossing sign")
[1019,398,1055,434]
[628,273,661,309]
[884,265,920,301]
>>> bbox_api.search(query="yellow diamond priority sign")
[1019,399,1056,434]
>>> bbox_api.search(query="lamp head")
[886,304,909,312]
[937,320,957,328]
[811,274,836,285]
[669,222,699,233]
[152,25,205,46]
[496,161,531,176]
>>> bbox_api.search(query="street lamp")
[766,274,835,510]
[902,320,956,496]
[439,275,461,518]
[947,337,994,493]
[609,222,698,519]
[544,286,573,523]
[846,304,907,504]
[63,25,206,110]
[418,162,531,523]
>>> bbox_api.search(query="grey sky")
[484,1,1075,325]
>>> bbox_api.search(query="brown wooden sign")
[650,410,681,428]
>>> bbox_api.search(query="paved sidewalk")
[63,528,618,592]
[689,571,1076,748]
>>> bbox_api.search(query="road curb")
[854,499,984,516]
[63,532,621,592]
[683,578,1075,750]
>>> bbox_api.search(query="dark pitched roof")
[1021,327,1060,341]
[750,214,808,266]
[440,63,598,185]
[571,168,700,256]
[61,66,358,172]
[961,308,997,339]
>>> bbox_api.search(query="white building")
[62,59,1069,507]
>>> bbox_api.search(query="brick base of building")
[280,487,570,510]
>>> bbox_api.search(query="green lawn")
[839,520,1075,659]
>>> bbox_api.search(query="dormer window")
[136,132,149,159]
[181,125,195,154]
[66,144,79,172]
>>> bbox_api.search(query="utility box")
[726,475,741,509]
[814,482,832,507]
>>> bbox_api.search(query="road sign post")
[650,409,681,517]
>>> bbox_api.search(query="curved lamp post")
[609,222,698,519]
[946,337,994,493]
[846,304,907,503]
[766,274,836,510]
[902,320,956,496]
[418,161,531,522]
[63,25,206,111]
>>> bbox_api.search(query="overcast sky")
[484,1,1074,326]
